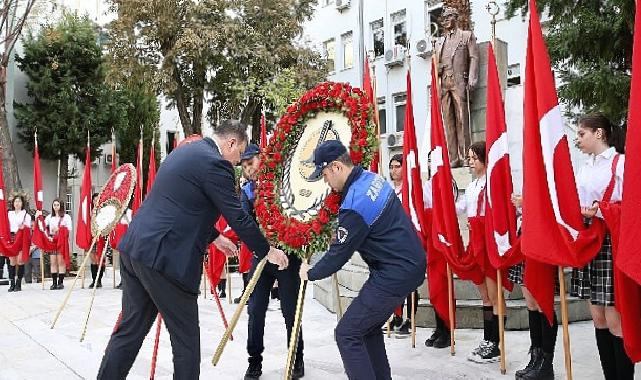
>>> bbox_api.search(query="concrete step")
[313,278,591,330]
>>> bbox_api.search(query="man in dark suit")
[98,120,289,380]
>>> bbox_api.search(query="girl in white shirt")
[455,141,504,364]
[569,113,634,378]
[45,198,72,290]
[7,194,32,292]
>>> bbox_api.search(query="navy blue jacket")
[118,138,270,293]
[240,180,256,219]
[307,167,427,296]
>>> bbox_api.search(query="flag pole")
[80,235,110,341]
[411,291,417,348]
[431,31,457,357]
[558,267,573,380]
[81,130,90,290]
[150,314,163,379]
[332,273,343,320]
[35,131,46,290]
[486,1,507,374]
[51,235,99,329]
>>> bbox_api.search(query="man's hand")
[35,210,42,219]
[267,246,288,270]
[299,261,310,281]
[214,235,238,257]
[468,76,478,90]
[581,204,599,219]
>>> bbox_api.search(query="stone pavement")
[0,270,636,379]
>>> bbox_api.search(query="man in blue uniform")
[98,120,289,380]
[241,143,305,380]
[300,140,427,380]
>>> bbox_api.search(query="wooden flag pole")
[497,269,507,375]
[51,236,98,329]
[332,273,343,320]
[283,257,308,380]
[447,264,455,355]
[80,238,110,341]
[411,291,417,348]
[213,257,268,366]
[40,250,45,290]
[226,256,232,304]
[558,267,573,380]
[113,249,117,288]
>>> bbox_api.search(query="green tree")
[14,13,123,195]
[0,0,38,193]
[105,0,327,137]
[506,0,634,124]
[112,85,161,195]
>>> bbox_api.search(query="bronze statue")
[435,6,479,167]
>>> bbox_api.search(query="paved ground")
[0,269,637,379]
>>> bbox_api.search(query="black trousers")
[247,256,304,365]
[98,253,200,380]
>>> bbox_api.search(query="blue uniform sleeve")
[203,159,270,258]
[240,184,254,216]
[307,210,369,281]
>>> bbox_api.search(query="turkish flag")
[363,56,380,174]
[146,141,156,195]
[429,59,483,285]
[0,154,11,244]
[610,0,641,362]
[484,43,522,271]
[75,146,93,250]
[132,140,143,214]
[521,0,604,324]
[401,70,428,242]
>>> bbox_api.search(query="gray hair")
[214,119,249,143]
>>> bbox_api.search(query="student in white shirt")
[87,193,105,288]
[44,198,72,290]
[454,141,504,364]
[7,193,32,292]
[569,113,634,379]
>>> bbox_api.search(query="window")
[370,19,384,58]
[66,193,72,217]
[391,9,407,47]
[425,1,444,38]
[377,97,387,134]
[320,0,334,6]
[167,131,178,154]
[393,93,407,132]
[341,32,353,69]
[323,38,336,72]
[507,63,521,87]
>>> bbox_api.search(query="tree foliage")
[506,0,634,124]
[105,0,328,137]
[14,13,122,193]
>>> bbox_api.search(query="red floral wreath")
[254,82,376,257]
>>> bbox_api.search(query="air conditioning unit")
[384,45,406,68]
[386,132,404,148]
[507,63,520,80]
[104,153,118,166]
[335,0,350,11]
[416,39,431,59]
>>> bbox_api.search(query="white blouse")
[45,214,73,235]
[576,147,624,210]
[8,210,31,233]
[455,175,486,218]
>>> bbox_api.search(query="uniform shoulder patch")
[337,226,349,244]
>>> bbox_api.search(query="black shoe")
[433,330,451,349]
[57,283,64,290]
[234,297,242,304]
[88,281,95,288]
[516,347,543,379]
[292,359,305,379]
[14,281,21,291]
[469,341,500,364]
[96,281,102,288]
[396,319,411,336]
[116,283,122,289]
[8,281,15,292]
[219,291,226,299]
[382,315,403,333]
[244,362,262,380]
[50,283,58,290]
[425,329,440,347]
[521,351,554,380]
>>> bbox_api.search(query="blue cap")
[308,140,348,181]
[241,144,260,161]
